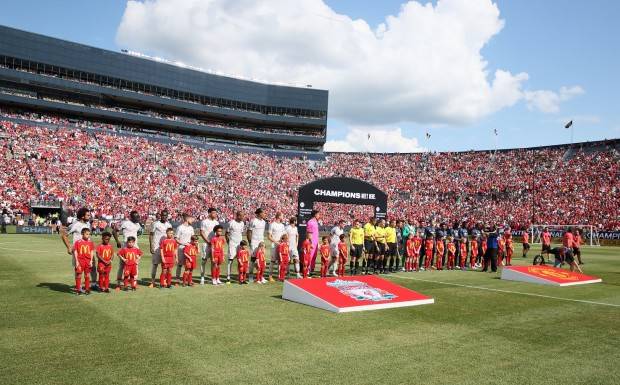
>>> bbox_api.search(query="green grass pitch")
[0,234,619,385]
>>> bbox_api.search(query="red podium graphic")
[501,265,602,286]
[282,275,434,313]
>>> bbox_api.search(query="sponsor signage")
[501,265,602,286]
[15,226,53,234]
[313,189,376,200]
[282,275,434,313]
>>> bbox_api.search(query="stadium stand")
[1,110,618,231]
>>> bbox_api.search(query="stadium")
[1,2,619,385]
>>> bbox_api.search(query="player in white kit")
[175,213,196,285]
[285,217,302,278]
[148,209,171,288]
[246,208,266,283]
[112,210,142,288]
[329,220,345,276]
[226,211,245,282]
[61,207,95,289]
[267,212,286,282]
[199,208,219,285]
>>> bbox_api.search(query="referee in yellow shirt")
[385,219,398,273]
[374,219,387,274]
[349,219,365,275]
[363,217,377,274]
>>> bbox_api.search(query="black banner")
[297,177,388,251]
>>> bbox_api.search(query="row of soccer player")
[65,206,588,293]
[2,110,619,230]
[70,227,351,295]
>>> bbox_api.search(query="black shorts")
[351,244,363,258]
[573,247,580,254]
[376,242,386,255]
[542,244,551,252]
[387,243,397,257]
[364,240,376,255]
[522,243,530,250]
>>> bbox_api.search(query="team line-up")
[63,206,587,294]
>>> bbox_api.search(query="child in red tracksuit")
[301,232,313,278]
[319,236,330,278]
[118,236,142,291]
[498,237,506,266]
[337,234,348,276]
[74,228,95,295]
[505,236,514,266]
[423,236,434,270]
[446,238,456,270]
[211,226,226,284]
[435,238,445,270]
[469,237,479,269]
[278,234,290,281]
[459,240,468,270]
[405,234,415,272]
[96,231,114,293]
[183,236,199,286]
[160,228,178,288]
[255,242,266,284]
[237,240,250,284]
[481,236,488,270]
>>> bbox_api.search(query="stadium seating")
[1,112,619,230]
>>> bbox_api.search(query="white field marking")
[389,274,620,308]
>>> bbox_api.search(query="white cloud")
[524,85,585,113]
[117,0,582,125]
[324,126,426,153]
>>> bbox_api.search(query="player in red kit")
[541,228,552,260]
[255,242,266,284]
[405,233,415,272]
[423,236,434,270]
[319,236,330,278]
[118,237,142,291]
[301,232,313,278]
[160,228,178,288]
[210,225,225,285]
[183,236,199,286]
[446,237,456,270]
[459,240,468,270]
[412,232,422,271]
[521,230,530,259]
[237,240,250,284]
[337,234,348,276]
[505,234,514,266]
[435,237,445,270]
[96,232,114,293]
[278,234,290,281]
[469,236,479,270]
[73,228,95,295]
[480,235,488,270]
[497,237,506,266]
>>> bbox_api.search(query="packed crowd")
[1,111,619,230]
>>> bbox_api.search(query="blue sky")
[1,0,618,152]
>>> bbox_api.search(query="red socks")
[75,275,81,292]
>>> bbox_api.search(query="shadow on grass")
[36,282,74,293]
